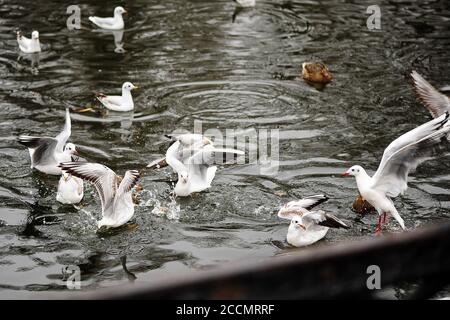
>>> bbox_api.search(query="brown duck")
[302,62,333,84]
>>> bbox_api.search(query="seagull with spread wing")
[278,195,349,247]
[411,70,450,118]
[59,162,140,229]
[156,134,244,197]
[343,112,450,234]
[18,109,79,175]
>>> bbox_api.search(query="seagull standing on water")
[158,134,244,197]
[18,109,79,175]
[342,112,450,234]
[16,30,41,53]
[89,6,127,30]
[95,82,138,112]
[411,70,450,118]
[59,162,139,229]
[278,195,349,247]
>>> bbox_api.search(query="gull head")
[64,143,79,156]
[290,217,306,231]
[122,82,138,92]
[31,31,39,40]
[115,6,127,16]
[178,171,189,184]
[342,165,364,177]
[62,171,70,181]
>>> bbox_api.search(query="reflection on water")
[17,52,40,74]
[0,0,449,298]
[93,29,125,53]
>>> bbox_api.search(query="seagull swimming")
[234,0,256,7]
[56,171,84,204]
[59,162,139,229]
[89,6,127,30]
[95,82,138,112]
[278,195,349,247]
[158,134,244,197]
[411,70,450,118]
[18,109,78,175]
[342,112,450,234]
[16,30,41,53]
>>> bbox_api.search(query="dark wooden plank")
[52,223,450,299]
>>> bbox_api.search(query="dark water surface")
[0,0,450,298]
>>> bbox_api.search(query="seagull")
[16,30,41,53]
[411,70,450,118]
[59,162,140,229]
[89,6,127,30]
[234,0,256,7]
[278,195,349,247]
[18,109,79,175]
[95,82,138,112]
[56,171,84,204]
[342,112,450,234]
[157,134,244,197]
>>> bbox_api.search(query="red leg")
[374,215,382,236]
[383,212,388,224]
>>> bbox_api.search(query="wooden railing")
[55,222,450,299]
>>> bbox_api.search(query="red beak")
[341,172,350,177]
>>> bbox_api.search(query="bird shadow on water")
[20,203,54,238]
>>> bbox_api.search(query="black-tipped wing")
[302,210,349,229]
[146,157,168,170]
[285,195,328,211]
[116,170,140,198]
[18,136,58,166]
[319,213,350,229]
[277,195,329,220]
[411,71,450,118]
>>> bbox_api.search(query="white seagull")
[16,30,41,53]
[59,162,140,229]
[411,70,450,118]
[278,195,349,247]
[56,171,84,204]
[18,109,79,175]
[158,134,244,197]
[95,82,138,112]
[342,112,450,234]
[89,6,127,30]
[234,0,256,8]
